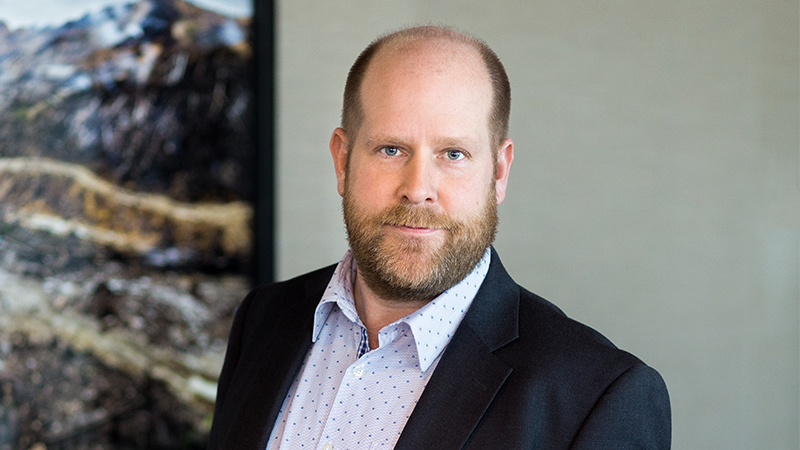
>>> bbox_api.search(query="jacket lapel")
[395,249,520,450]
[222,267,333,449]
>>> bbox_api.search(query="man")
[208,26,670,450]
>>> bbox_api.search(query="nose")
[396,153,438,205]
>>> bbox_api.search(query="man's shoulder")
[517,287,618,350]
[479,250,642,369]
[507,285,652,383]
[236,263,337,320]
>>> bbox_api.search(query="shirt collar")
[313,248,492,372]
[312,250,361,339]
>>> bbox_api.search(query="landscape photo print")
[0,0,255,448]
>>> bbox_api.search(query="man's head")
[330,26,514,303]
[342,26,511,148]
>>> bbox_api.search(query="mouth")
[387,223,442,234]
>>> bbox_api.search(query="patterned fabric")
[266,248,491,450]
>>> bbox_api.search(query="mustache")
[376,204,459,231]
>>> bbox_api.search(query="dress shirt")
[266,248,491,450]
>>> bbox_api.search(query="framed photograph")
[0,0,267,447]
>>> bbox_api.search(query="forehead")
[357,39,493,142]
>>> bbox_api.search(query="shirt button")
[352,364,365,378]
[323,444,333,450]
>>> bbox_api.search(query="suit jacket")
[208,249,671,449]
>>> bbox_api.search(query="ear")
[330,127,349,197]
[494,138,514,205]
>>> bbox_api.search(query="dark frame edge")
[253,0,276,286]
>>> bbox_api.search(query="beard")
[343,183,498,303]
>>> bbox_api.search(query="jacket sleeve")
[569,363,671,449]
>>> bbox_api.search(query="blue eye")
[381,147,400,156]
[445,150,465,160]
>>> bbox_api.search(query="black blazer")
[208,249,671,449]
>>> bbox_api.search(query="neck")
[353,273,430,350]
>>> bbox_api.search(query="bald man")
[208,26,671,450]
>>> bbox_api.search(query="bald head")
[341,26,511,147]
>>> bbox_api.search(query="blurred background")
[275,1,798,450]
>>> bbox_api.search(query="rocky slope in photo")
[0,0,255,448]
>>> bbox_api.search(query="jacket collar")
[463,247,520,351]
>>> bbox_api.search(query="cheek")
[346,167,394,208]
[439,177,493,217]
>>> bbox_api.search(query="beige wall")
[276,1,799,448]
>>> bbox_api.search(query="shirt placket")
[314,323,419,450]
[316,351,374,449]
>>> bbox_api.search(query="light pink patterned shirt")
[266,248,491,450]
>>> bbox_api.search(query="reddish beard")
[343,185,498,303]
